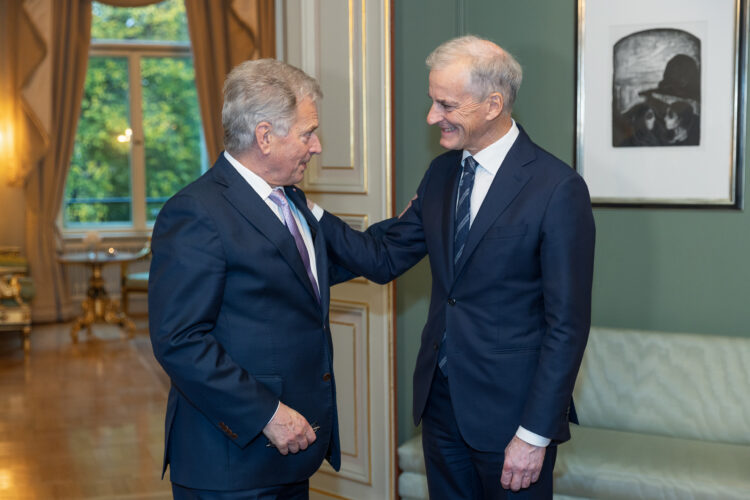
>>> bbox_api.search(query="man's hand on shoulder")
[308,193,416,219]
[262,402,316,455]
[500,435,546,491]
[399,194,417,218]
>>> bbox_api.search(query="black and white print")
[612,29,701,147]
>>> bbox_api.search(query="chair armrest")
[120,240,152,283]
[0,273,24,305]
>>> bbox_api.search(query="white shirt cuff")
[267,401,280,426]
[311,203,324,221]
[516,426,551,447]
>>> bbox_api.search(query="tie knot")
[268,188,288,208]
[464,156,477,174]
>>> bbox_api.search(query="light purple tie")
[268,189,320,302]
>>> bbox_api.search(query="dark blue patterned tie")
[439,156,477,376]
[453,156,477,265]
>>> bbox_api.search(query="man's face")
[426,62,490,154]
[265,96,322,187]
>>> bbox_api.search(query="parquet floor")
[0,321,172,499]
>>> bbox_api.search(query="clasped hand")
[262,402,317,455]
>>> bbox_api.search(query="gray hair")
[426,35,522,113]
[222,59,323,155]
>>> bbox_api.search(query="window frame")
[61,38,200,239]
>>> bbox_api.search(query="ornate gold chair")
[120,240,151,316]
[0,247,34,354]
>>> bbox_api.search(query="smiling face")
[263,96,322,187]
[426,61,498,154]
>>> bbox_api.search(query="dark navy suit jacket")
[320,126,595,451]
[149,154,350,490]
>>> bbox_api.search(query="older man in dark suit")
[149,59,351,499]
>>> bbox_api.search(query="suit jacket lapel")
[453,129,535,278]
[213,159,320,304]
[286,186,329,312]
[440,160,462,284]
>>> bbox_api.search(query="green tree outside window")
[64,0,206,228]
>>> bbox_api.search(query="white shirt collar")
[461,119,519,173]
[224,150,276,200]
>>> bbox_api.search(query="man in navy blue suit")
[316,36,596,498]
[149,59,351,499]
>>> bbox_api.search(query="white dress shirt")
[459,120,519,223]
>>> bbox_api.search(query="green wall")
[393,0,750,445]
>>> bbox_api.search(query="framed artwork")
[575,0,748,207]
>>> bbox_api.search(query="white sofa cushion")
[555,425,750,500]
[397,328,750,499]
[398,433,426,473]
[574,328,750,444]
[398,471,429,500]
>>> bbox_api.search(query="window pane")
[65,56,132,226]
[91,0,189,43]
[142,56,205,222]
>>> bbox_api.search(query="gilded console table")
[59,250,142,342]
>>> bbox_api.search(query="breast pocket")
[484,223,528,239]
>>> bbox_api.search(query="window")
[63,0,207,232]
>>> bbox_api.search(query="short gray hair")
[222,59,323,155]
[426,35,522,113]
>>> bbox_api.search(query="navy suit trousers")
[421,369,557,500]
[172,480,309,500]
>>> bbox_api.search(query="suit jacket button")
[231,433,238,439]
[433,342,439,351]
[447,298,456,305]
[322,373,331,382]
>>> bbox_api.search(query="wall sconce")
[0,116,17,186]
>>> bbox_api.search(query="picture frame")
[575,0,748,208]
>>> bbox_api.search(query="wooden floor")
[0,321,172,499]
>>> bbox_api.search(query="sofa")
[397,327,750,499]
